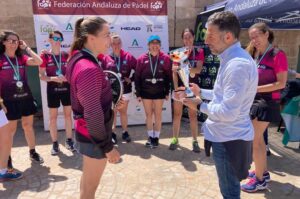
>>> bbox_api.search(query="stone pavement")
[0,118,300,199]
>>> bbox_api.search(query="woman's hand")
[124,77,131,85]
[105,148,120,164]
[19,40,28,50]
[189,83,201,97]
[50,76,64,83]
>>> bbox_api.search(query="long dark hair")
[70,16,107,53]
[0,30,22,57]
[247,22,275,58]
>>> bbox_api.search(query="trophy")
[170,47,195,98]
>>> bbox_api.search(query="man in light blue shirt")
[184,11,258,199]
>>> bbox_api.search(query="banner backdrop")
[32,0,171,130]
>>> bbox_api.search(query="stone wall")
[0,0,35,48]
[0,0,299,68]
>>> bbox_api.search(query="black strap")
[270,47,281,57]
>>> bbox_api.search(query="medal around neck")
[16,81,23,88]
[56,70,63,76]
[170,47,195,98]
[152,78,157,84]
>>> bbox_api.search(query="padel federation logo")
[37,0,52,8]
[150,1,163,10]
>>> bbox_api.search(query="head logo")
[121,27,141,31]
[146,24,153,32]
[132,39,139,47]
[37,0,51,8]
[150,1,163,10]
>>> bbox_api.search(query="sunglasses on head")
[5,39,19,44]
[51,36,63,42]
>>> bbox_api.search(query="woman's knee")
[22,120,34,132]
[145,112,153,119]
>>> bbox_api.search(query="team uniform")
[40,51,71,108]
[250,48,288,123]
[0,54,37,120]
[135,51,172,99]
[66,50,114,159]
[101,49,137,100]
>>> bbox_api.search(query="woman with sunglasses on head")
[169,28,204,152]
[39,31,74,155]
[101,34,137,144]
[241,23,288,193]
[0,30,44,168]
[66,17,121,199]
[0,85,23,181]
[134,35,172,148]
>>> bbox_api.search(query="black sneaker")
[30,151,44,164]
[192,140,201,153]
[112,132,117,144]
[152,138,159,148]
[65,139,76,152]
[51,142,60,156]
[122,131,131,142]
[145,137,153,148]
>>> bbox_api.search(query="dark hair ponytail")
[70,16,107,54]
[70,18,85,53]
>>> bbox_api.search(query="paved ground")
[0,118,300,199]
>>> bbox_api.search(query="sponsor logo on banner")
[61,44,71,48]
[150,1,163,10]
[64,23,73,32]
[129,39,143,49]
[34,0,167,15]
[154,24,163,32]
[37,0,52,8]
[120,27,141,31]
[40,23,56,35]
[146,24,153,32]
[146,24,163,32]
